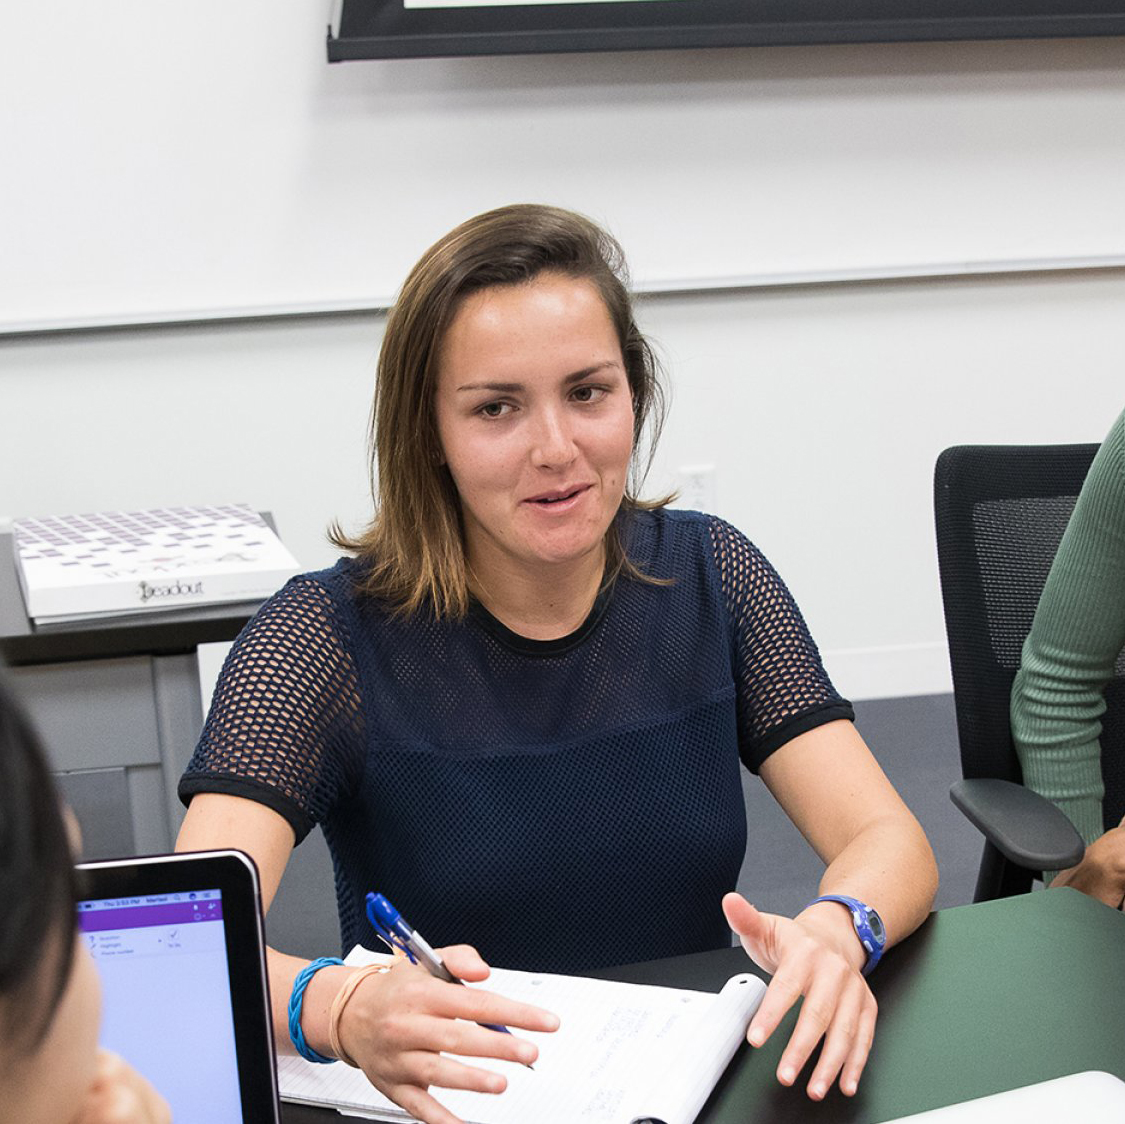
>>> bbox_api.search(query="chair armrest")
[950,778,1086,872]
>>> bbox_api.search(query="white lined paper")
[277,947,765,1124]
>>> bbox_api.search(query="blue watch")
[807,894,887,975]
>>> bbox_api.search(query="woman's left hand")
[723,892,877,1101]
[1049,824,1125,908]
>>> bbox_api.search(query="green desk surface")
[282,888,1125,1123]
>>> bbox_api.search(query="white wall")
[4,14,1125,329]
[640,273,1124,697]
[3,270,1122,700]
[3,23,1124,699]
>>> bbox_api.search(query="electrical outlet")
[677,464,717,513]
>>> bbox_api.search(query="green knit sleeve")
[1011,407,1125,855]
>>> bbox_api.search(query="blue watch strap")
[806,894,887,975]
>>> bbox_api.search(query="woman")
[1011,405,1125,905]
[0,670,170,1124]
[177,204,937,1123]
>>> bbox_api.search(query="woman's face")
[6,936,102,1123]
[434,271,635,584]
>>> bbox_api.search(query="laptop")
[76,850,281,1124]
[883,1071,1125,1121]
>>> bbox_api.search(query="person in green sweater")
[1011,406,1125,907]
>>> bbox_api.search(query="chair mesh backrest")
[935,444,1125,831]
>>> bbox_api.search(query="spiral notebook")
[277,946,765,1124]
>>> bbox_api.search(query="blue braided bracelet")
[288,957,345,1063]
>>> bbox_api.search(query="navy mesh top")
[180,509,853,973]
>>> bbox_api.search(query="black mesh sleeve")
[178,576,366,844]
[708,516,854,772]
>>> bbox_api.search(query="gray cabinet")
[1,531,261,858]
[2,527,342,957]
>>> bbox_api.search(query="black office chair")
[934,442,1125,901]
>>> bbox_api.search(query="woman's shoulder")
[289,554,363,592]
[1069,407,1125,527]
[627,505,731,544]
[279,556,451,648]
[1102,406,1125,479]
[279,555,378,606]
[626,506,759,558]
[623,506,709,568]
[637,506,761,559]
[642,506,752,535]
[624,508,773,602]
[241,556,373,647]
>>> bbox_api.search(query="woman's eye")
[478,401,512,419]
[572,385,606,404]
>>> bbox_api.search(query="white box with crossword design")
[13,505,299,623]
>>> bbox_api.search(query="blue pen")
[365,892,534,1069]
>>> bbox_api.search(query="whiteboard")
[3,2,1125,332]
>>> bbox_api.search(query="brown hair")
[332,204,670,618]
[0,668,80,1056]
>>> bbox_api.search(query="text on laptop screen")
[78,889,244,1122]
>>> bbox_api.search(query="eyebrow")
[455,361,623,394]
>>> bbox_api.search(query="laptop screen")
[76,852,280,1124]
[78,887,244,1121]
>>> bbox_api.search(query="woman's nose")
[531,408,578,468]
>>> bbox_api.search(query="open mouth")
[529,486,587,505]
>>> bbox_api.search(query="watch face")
[867,909,886,944]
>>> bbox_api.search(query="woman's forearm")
[269,947,358,1059]
[812,813,938,950]
[1012,662,1107,848]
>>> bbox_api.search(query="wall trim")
[824,642,953,702]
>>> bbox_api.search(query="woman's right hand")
[336,945,560,1124]
[70,1049,171,1124]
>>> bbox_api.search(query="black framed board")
[328,0,1125,61]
